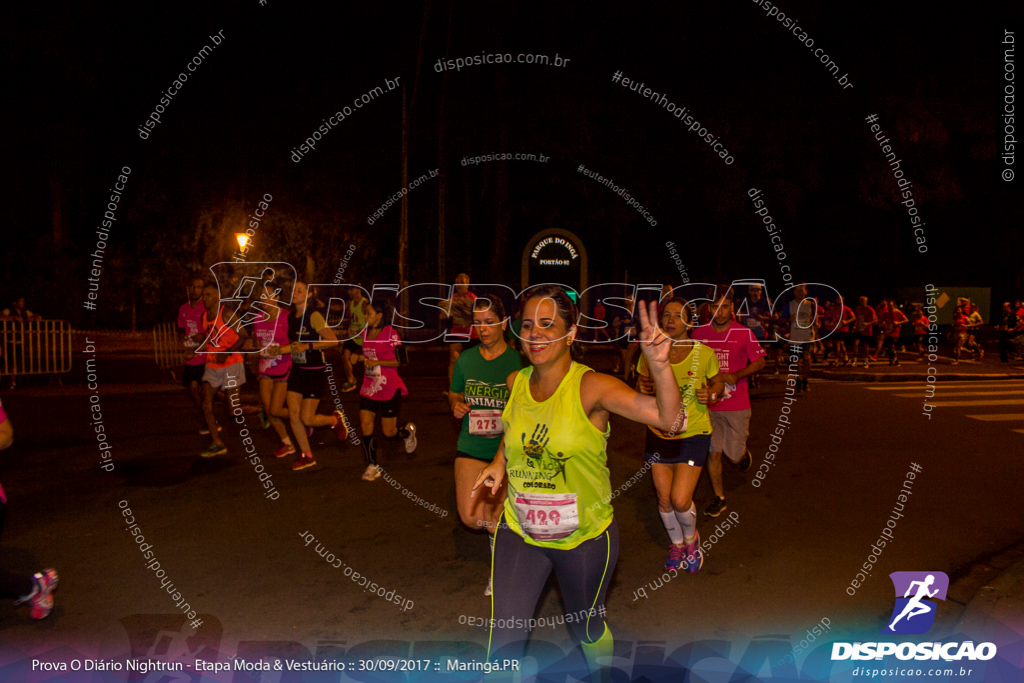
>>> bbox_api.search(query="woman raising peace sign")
[472,286,683,677]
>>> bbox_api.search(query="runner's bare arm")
[591,300,682,431]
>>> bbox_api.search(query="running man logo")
[883,571,949,635]
[206,262,298,353]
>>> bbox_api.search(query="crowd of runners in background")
[588,287,1024,372]
[1,272,1021,635]
[170,272,1024,497]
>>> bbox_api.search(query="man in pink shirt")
[177,276,209,434]
[692,293,766,517]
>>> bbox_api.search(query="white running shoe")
[484,575,493,596]
[403,422,417,454]
[361,464,382,481]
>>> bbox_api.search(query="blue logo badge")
[883,571,949,635]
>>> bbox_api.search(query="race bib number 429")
[513,492,579,541]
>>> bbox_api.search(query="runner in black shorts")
[285,281,348,471]
[637,298,723,574]
[253,283,297,458]
[340,286,368,392]
[354,298,416,481]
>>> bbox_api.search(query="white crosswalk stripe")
[865,381,1024,391]
[967,413,1024,421]
[892,391,1024,398]
[863,382,1024,435]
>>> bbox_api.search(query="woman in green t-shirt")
[449,297,527,595]
[472,285,683,675]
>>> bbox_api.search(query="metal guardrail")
[0,319,73,375]
[153,322,188,369]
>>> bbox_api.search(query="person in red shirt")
[880,300,909,366]
[198,284,249,458]
[819,300,841,366]
[871,299,890,361]
[835,298,857,366]
[592,299,609,343]
[910,305,930,361]
[998,301,1024,362]
[966,303,985,360]
[852,296,878,368]
[951,304,971,365]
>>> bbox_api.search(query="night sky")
[3,1,1020,326]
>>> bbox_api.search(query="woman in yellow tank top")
[636,298,724,575]
[472,285,684,678]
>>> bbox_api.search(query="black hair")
[367,296,396,329]
[473,295,506,320]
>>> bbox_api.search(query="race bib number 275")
[468,409,502,437]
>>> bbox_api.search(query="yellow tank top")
[501,362,612,549]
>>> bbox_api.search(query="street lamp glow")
[236,233,250,250]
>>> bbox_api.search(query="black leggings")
[488,514,618,659]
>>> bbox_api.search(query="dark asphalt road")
[0,344,1022,680]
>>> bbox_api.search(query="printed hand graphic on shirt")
[521,424,572,483]
[522,425,550,461]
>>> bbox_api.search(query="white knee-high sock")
[659,511,684,545]
[675,503,697,542]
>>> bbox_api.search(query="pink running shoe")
[291,452,316,471]
[683,532,703,574]
[665,544,685,570]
